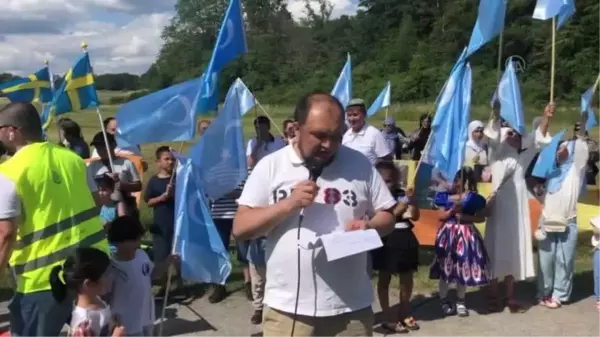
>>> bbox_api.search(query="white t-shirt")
[87,157,141,187]
[246,136,286,163]
[69,301,112,336]
[108,249,155,335]
[543,139,589,220]
[237,145,396,317]
[342,124,392,165]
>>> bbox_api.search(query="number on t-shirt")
[272,189,288,203]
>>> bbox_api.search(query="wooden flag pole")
[385,106,389,119]
[255,99,284,137]
[550,17,557,103]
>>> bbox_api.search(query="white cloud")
[287,0,359,22]
[0,0,175,75]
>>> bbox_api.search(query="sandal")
[381,322,409,334]
[402,316,420,331]
[507,299,526,313]
[545,298,562,309]
[538,297,550,307]
[595,301,600,310]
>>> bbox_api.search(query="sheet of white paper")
[320,229,383,262]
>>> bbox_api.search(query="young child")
[591,215,600,310]
[49,247,126,336]
[143,146,176,293]
[95,174,128,225]
[429,167,490,317]
[372,161,421,333]
[106,216,177,336]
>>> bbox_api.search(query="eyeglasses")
[383,124,393,127]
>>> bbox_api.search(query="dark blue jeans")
[9,290,73,336]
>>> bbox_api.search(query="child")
[591,215,600,310]
[106,216,177,336]
[95,174,128,225]
[372,161,421,333]
[49,247,126,336]
[143,146,176,293]
[429,167,490,317]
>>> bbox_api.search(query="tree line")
[2,0,599,107]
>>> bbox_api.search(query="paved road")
[0,287,596,336]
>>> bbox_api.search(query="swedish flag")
[0,67,52,103]
[42,53,99,130]
[53,52,99,115]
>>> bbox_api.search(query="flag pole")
[549,18,556,103]
[44,59,61,142]
[159,140,185,337]
[81,41,115,171]
[385,106,389,119]
[255,99,284,137]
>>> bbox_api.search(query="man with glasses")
[0,102,109,336]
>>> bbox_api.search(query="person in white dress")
[483,102,554,313]
[465,120,489,181]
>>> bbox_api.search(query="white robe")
[483,119,551,281]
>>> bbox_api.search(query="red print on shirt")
[323,188,341,205]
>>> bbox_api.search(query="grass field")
[0,91,597,297]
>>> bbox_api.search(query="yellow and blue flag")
[42,53,99,130]
[0,67,52,103]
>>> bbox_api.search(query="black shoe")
[250,310,263,324]
[244,282,253,301]
[441,299,456,316]
[208,285,228,304]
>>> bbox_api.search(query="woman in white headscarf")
[465,121,488,181]
[483,102,554,313]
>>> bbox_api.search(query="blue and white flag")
[196,0,248,114]
[173,156,232,285]
[532,129,566,178]
[493,57,526,135]
[533,0,575,28]
[466,0,507,57]
[188,79,251,200]
[115,77,201,145]
[331,53,352,109]
[430,54,472,182]
[580,85,598,131]
[235,78,257,116]
[367,81,391,117]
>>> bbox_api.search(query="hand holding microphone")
[288,180,319,209]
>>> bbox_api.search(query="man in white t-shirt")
[246,116,286,167]
[342,98,392,165]
[233,92,396,336]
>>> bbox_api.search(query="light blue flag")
[235,78,257,116]
[196,0,248,114]
[188,79,251,200]
[465,0,507,57]
[494,57,526,135]
[331,53,352,109]
[115,77,201,146]
[532,129,566,178]
[430,57,472,182]
[533,0,575,28]
[174,156,232,285]
[367,81,391,117]
[580,86,598,131]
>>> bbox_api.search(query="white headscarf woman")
[465,120,488,166]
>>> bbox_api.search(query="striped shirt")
[210,169,251,219]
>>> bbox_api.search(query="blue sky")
[0,0,359,76]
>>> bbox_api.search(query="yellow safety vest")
[0,142,109,293]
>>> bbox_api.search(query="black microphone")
[307,162,324,183]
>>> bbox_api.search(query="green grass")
[0,91,596,296]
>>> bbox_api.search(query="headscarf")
[546,141,582,194]
[467,120,485,152]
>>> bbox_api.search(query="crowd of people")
[0,93,597,336]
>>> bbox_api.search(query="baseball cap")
[347,98,365,108]
[90,131,116,149]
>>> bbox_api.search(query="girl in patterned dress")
[429,167,490,317]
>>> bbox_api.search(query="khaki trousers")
[262,306,373,337]
[249,263,266,311]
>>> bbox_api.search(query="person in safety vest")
[0,102,109,336]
